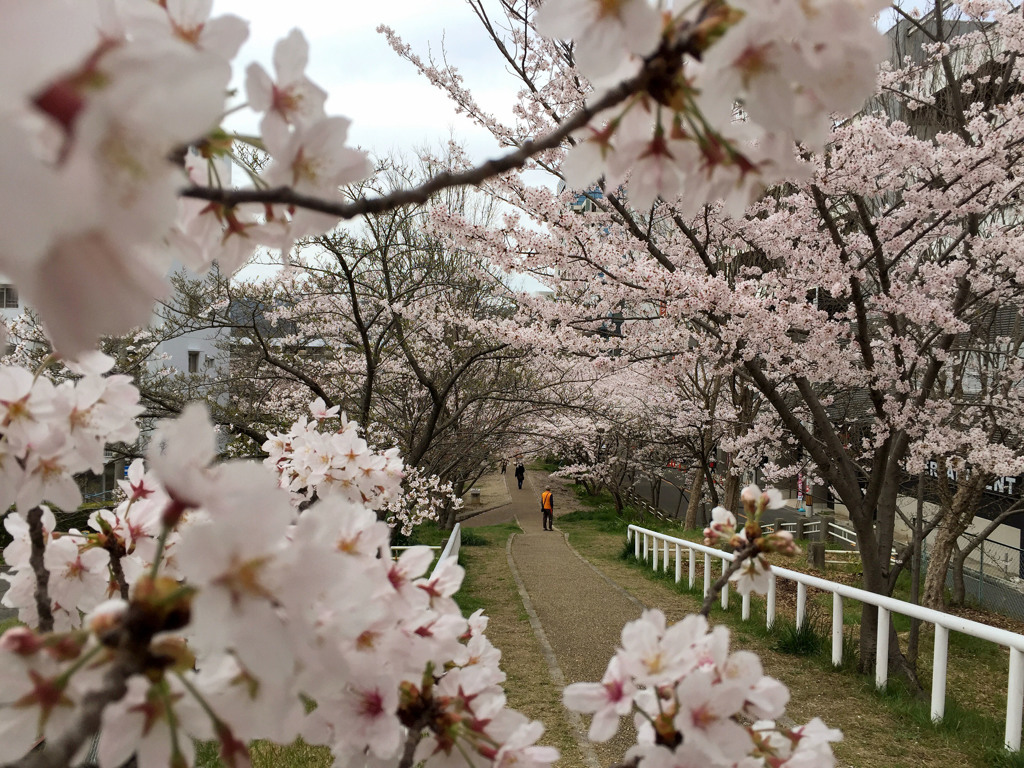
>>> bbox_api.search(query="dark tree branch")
[28,507,53,633]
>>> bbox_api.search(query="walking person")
[500,458,508,475]
[540,486,554,531]
[514,462,525,490]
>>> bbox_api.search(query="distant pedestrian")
[501,458,508,474]
[515,462,525,489]
[540,486,554,530]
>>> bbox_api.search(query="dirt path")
[484,471,644,767]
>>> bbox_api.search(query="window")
[187,350,200,373]
[0,284,18,309]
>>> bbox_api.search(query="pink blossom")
[562,655,635,741]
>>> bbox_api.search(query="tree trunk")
[684,470,705,529]
[673,483,685,519]
[611,489,624,515]
[951,541,967,606]
[922,474,987,608]
[908,473,924,665]
[722,473,741,515]
[921,521,958,609]
[442,480,466,530]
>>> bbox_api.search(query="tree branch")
[28,507,53,633]
[182,66,656,218]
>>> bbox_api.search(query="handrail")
[431,522,461,577]
[627,524,1024,750]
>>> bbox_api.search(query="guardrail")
[431,522,461,577]
[623,489,677,525]
[628,524,1024,750]
[389,523,461,577]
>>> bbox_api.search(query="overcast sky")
[212,0,516,165]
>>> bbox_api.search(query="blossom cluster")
[0,403,557,768]
[263,398,463,534]
[0,353,142,514]
[704,485,799,596]
[383,465,464,537]
[564,609,841,767]
[1,1,371,358]
[263,398,405,510]
[542,0,887,213]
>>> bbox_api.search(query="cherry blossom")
[534,0,662,84]
[0,0,910,763]
[245,28,328,150]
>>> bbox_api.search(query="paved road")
[477,471,645,767]
[632,469,690,521]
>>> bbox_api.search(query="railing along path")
[628,524,1024,751]
[390,522,462,578]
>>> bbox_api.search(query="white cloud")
[214,0,518,163]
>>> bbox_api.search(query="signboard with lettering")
[924,460,1021,498]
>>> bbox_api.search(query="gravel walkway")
[498,471,645,767]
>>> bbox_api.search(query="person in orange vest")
[540,486,554,531]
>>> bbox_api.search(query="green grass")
[456,522,519,618]
[389,520,450,548]
[865,675,1024,766]
[773,614,829,656]
[460,529,489,547]
[530,458,561,472]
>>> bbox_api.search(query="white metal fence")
[628,524,1024,750]
[390,522,462,577]
[432,522,461,576]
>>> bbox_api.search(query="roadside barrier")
[628,523,1024,750]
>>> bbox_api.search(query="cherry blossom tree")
[392,0,1024,683]
[0,0,892,766]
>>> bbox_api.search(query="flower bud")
[150,637,196,673]
[0,626,42,656]
[87,599,129,636]
[765,530,800,557]
[44,631,88,661]
[740,484,761,515]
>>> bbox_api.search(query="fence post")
[796,518,806,540]
[1006,647,1024,750]
[634,530,640,560]
[721,558,729,610]
[775,517,785,534]
[664,538,670,572]
[704,553,712,598]
[674,543,681,583]
[832,592,843,667]
[876,606,890,690]
[809,541,826,570]
[767,573,776,629]
[931,625,948,723]
[796,583,807,629]
[688,548,695,589]
[652,537,658,571]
